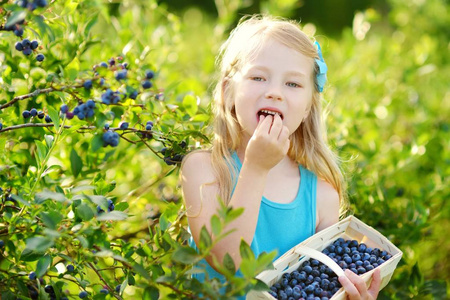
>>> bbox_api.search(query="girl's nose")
[265,84,283,101]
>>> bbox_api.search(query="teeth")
[260,109,281,116]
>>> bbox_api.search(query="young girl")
[181,15,381,299]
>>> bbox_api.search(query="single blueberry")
[100,62,108,68]
[28,271,36,280]
[60,104,69,113]
[78,291,88,298]
[22,110,31,118]
[67,264,75,272]
[30,108,37,117]
[38,111,45,119]
[30,40,39,50]
[100,288,109,294]
[83,80,93,89]
[36,0,47,7]
[129,90,138,99]
[14,27,24,37]
[115,70,127,80]
[141,80,152,89]
[23,48,33,56]
[86,99,95,109]
[45,115,52,123]
[15,41,24,51]
[358,243,367,252]
[44,285,54,293]
[357,266,366,274]
[145,70,154,79]
[119,122,128,130]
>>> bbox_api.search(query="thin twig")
[87,262,123,300]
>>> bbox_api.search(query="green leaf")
[199,226,212,249]
[39,211,63,229]
[5,10,27,28]
[133,263,151,280]
[91,134,103,152]
[65,57,80,81]
[115,202,128,211]
[171,246,201,264]
[143,286,160,300]
[75,203,94,221]
[182,94,198,116]
[35,255,52,278]
[96,211,128,221]
[71,185,95,193]
[25,237,54,253]
[211,215,222,236]
[239,240,254,261]
[223,253,236,274]
[225,207,244,224]
[128,273,135,286]
[20,248,43,262]
[251,279,270,291]
[85,195,107,206]
[35,140,47,164]
[70,148,83,178]
[60,1,78,16]
[47,106,60,130]
[35,190,67,204]
[11,194,30,207]
[44,135,54,149]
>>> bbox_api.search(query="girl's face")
[231,39,314,142]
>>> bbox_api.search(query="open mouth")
[257,109,284,121]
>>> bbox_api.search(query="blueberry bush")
[0,0,273,299]
[0,0,448,299]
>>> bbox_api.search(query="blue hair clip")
[314,41,327,93]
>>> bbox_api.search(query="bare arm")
[181,115,290,270]
[315,179,340,232]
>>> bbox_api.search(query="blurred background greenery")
[1,0,448,298]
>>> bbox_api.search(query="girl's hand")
[244,114,290,172]
[338,268,381,300]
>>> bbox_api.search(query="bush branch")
[0,84,83,110]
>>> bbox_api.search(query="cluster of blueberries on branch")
[15,39,44,61]
[22,108,51,122]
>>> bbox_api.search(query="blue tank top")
[188,152,317,296]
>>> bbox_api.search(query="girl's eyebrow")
[247,66,306,78]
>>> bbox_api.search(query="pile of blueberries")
[268,238,392,300]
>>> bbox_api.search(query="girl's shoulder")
[181,149,216,183]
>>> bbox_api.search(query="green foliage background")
[0,0,448,299]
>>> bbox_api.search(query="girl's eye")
[251,77,264,81]
[286,82,301,88]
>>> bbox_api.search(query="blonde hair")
[191,15,347,216]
